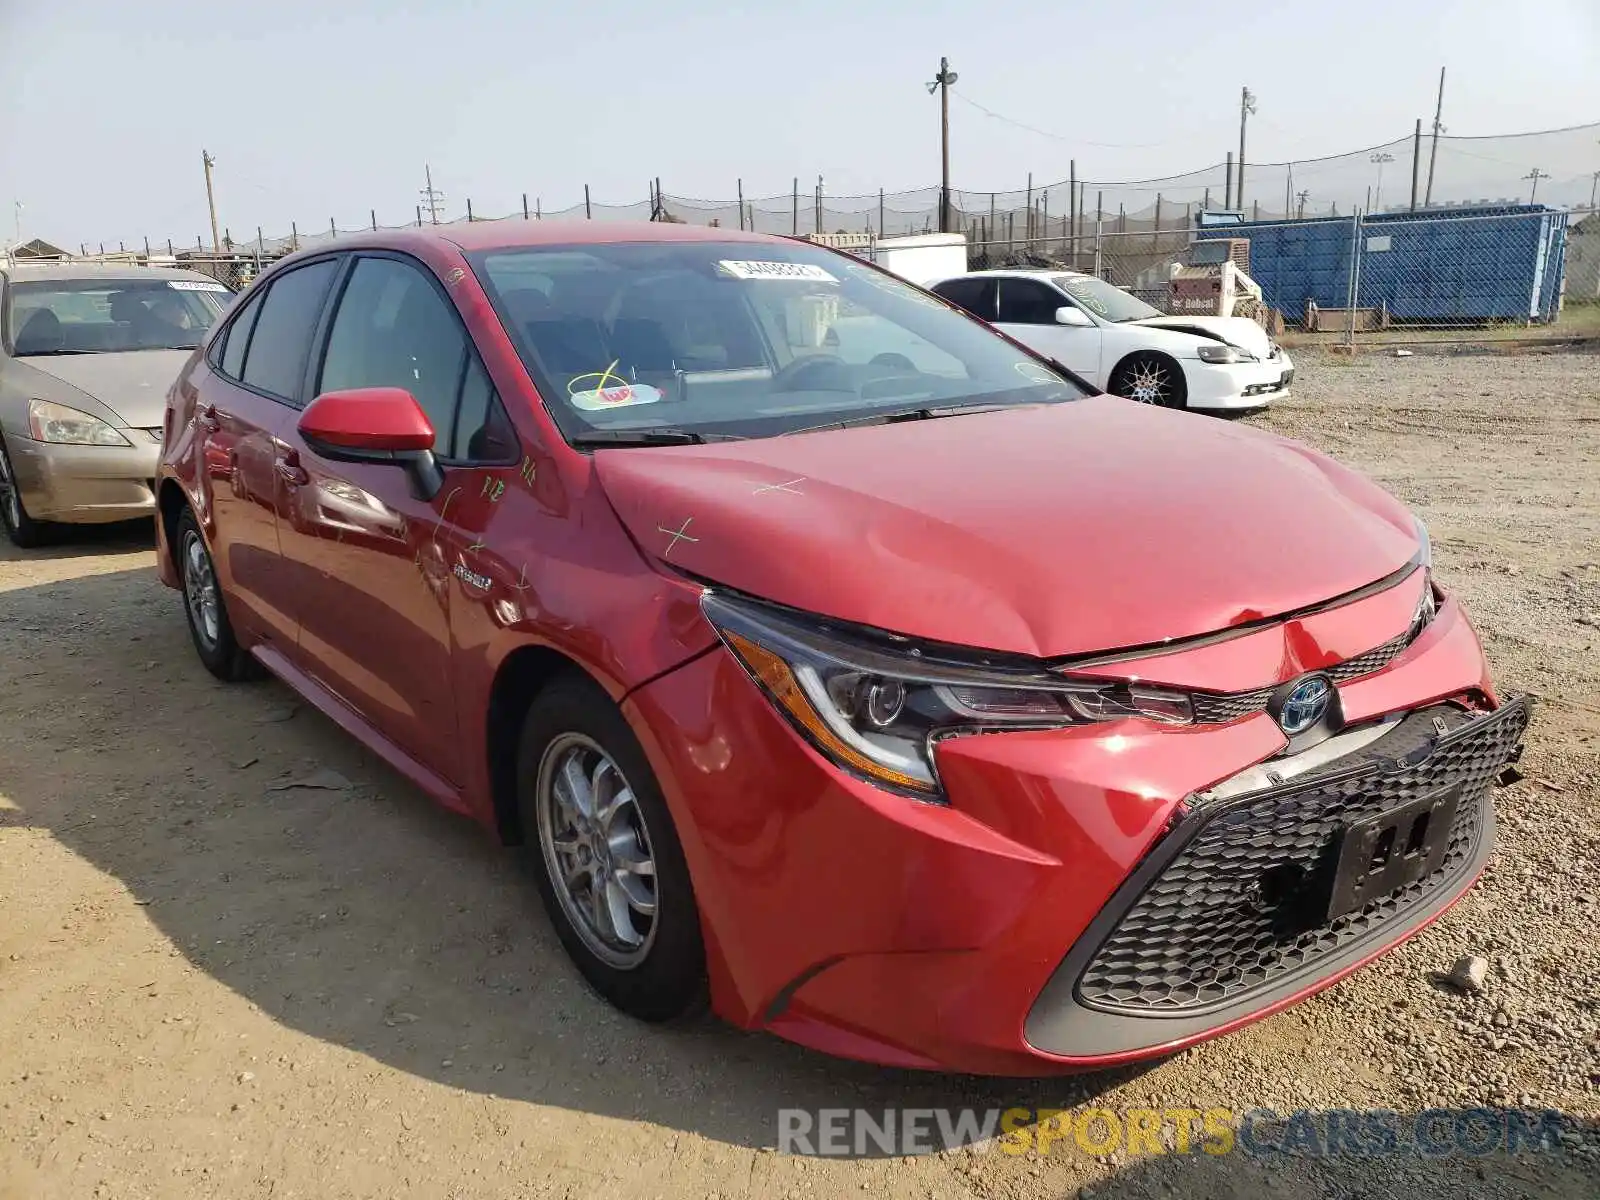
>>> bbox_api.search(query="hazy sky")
[2,0,1597,247]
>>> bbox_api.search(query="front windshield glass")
[470,241,1089,442]
[7,277,232,355]
[1054,274,1162,323]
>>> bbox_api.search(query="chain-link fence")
[966,205,1595,348]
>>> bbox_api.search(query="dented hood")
[1133,315,1275,358]
[593,396,1417,658]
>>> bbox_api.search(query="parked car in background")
[930,268,1293,411]
[156,222,1524,1076]
[0,263,233,547]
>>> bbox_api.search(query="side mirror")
[1055,306,1093,328]
[298,388,444,501]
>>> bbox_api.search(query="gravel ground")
[1,348,1597,1199]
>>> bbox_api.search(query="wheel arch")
[1107,347,1189,406]
[157,478,188,575]
[485,644,610,846]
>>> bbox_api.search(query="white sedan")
[928,268,1293,412]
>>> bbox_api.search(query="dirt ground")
[2,349,1597,1200]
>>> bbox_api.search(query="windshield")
[470,241,1089,443]
[1053,275,1162,324]
[6,277,232,355]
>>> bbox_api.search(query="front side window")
[470,242,1087,443]
[7,277,231,355]
[996,279,1068,325]
[240,259,338,401]
[930,277,995,320]
[318,256,515,461]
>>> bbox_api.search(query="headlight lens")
[1195,344,1254,364]
[1409,515,1438,640]
[28,399,132,446]
[704,593,1192,798]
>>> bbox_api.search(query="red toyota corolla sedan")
[154,222,1527,1076]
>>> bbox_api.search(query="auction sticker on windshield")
[717,260,838,283]
[168,280,231,292]
[569,382,664,411]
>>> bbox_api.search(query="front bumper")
[1184,354,1295,411]
[6,430,161,523]
[622,588,1518,1076]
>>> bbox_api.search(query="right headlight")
[28,399,132,447]
[702,593,1192,799]
[1195,344,1255,364]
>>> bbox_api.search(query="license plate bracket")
[1327,784,1462,922]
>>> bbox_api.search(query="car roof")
[950,268,1090,280]
[287,220,789,259]
[2,262,229,286]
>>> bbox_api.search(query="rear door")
[995,276,1103,384]
[193,258,340,650]
[930,276,996,322]
[273,252,520,784]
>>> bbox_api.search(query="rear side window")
[240,259,338,402]
[219,288,264,379]
[932,277,995,320]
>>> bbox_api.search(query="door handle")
[197,404,221,433]
[274,451,309,486]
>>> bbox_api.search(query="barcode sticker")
[717,260,838,283]
[168,280,231,292]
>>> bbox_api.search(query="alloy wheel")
[0,444,21,531]
[181,529,221,648]
[536,733,659,969]
[1124,359,1174,405]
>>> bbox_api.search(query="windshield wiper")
[15,348,96,356]
[782,401,1016,437]
[568,428,742,448]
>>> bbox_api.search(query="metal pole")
[879,188,885,236]
[584,185,592,219]
[1153,193,1162,250]
[329,217,336,237]
[256,227,263,253]
[1345,210,1362,351]
[792,178,798,235]
[1025,173,1033,245]
[370,208,377,231]
[1095,190,1103,274]
[1284,167,1292,221]
[1237,87,1254,210]
[202,150,222,254]
[522,193,529,220]
[1068,160,1076,259]
[291,221,298,252]
[932,57,955,233]
[415,205,422,227]
[466,198,474,222]
[737,179,744,231]
[1224,152,1234,210]
[143,235,150,257]
[1410,119,1423,211]
[1424,67,1445,206]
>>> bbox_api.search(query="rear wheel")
[1108,351,1187,409]
[517,674,707,1022]
[176,507,260,681]
[0,435,51,548]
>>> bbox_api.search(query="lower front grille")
[1074,699,1529,1016]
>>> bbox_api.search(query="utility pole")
[202,150,221,255]
[1424,67,1446,207]
[1296,189,1310,219]
[419,164,445,225]
[11,199,20,248]
[1370,152,1395,212]
[927,57,958,233]
[1523,168,1549,204]
[1237,87,1256,210]
[1410,119,1423,210]
[1590,168,1599,211]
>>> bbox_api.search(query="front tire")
[1108,351,1188,409]
[0,435,51,548]
[175,507,260,681]
[516,674,707,1022]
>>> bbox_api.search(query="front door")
[273,252,519,785]
[995,277,1103,384]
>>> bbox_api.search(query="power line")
[948,90,1181,149]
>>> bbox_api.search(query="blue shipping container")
[1196,205,1569,324]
